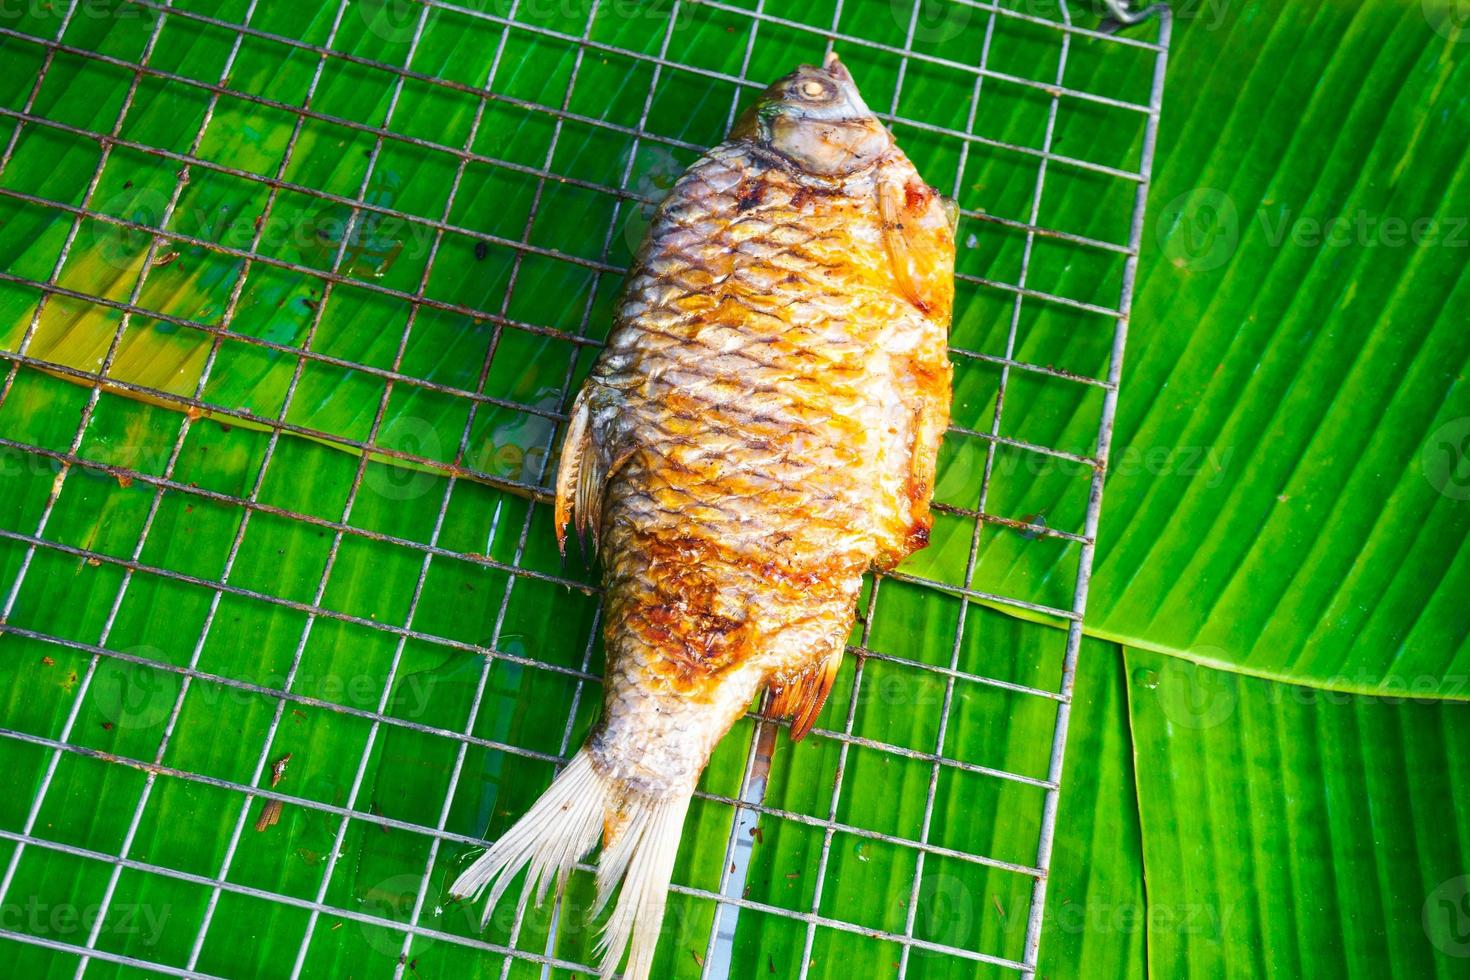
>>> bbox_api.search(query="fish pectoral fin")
[554,386,605,554]
[898,382,947,548]
[939,193,960,234]
[878,166,956,321]
[765,645,845,742]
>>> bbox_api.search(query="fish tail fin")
[448,749,605,928]
[592,786,693,980]
[449,749,693,980]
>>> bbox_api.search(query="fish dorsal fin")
[765,645,845,742]
[554,386,605,554]
[878,165,956,322]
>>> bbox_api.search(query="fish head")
[733,52,893,177]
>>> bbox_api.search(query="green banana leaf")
[912,0,1470,698]
[1124,647,1470,980]
[1084,1,1470,698]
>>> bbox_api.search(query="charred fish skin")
[452,53,954,980]
[588,138,952,788]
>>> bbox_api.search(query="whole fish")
[451,52,954,979]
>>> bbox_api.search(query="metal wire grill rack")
[0,0,1169,977]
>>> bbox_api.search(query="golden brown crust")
[559,139,953,790]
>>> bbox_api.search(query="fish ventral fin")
[448,748,693,980]
[765,645,844,742]
[554,386,605,555]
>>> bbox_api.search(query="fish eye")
[796,78,833,101]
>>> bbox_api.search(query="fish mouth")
[823,50,851,81]
[819,50,873,119]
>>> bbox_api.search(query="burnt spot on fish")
[785,177,845,212]
[903,179,931,214]
[788,183,839,211]
[614,528,862,694]
[736,182,764,212]
[906,521,931,551]
[642,602,746,678]
[618,534,754,691]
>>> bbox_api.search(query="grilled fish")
[450,52,955,979]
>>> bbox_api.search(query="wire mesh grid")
[0,0,1169,977]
